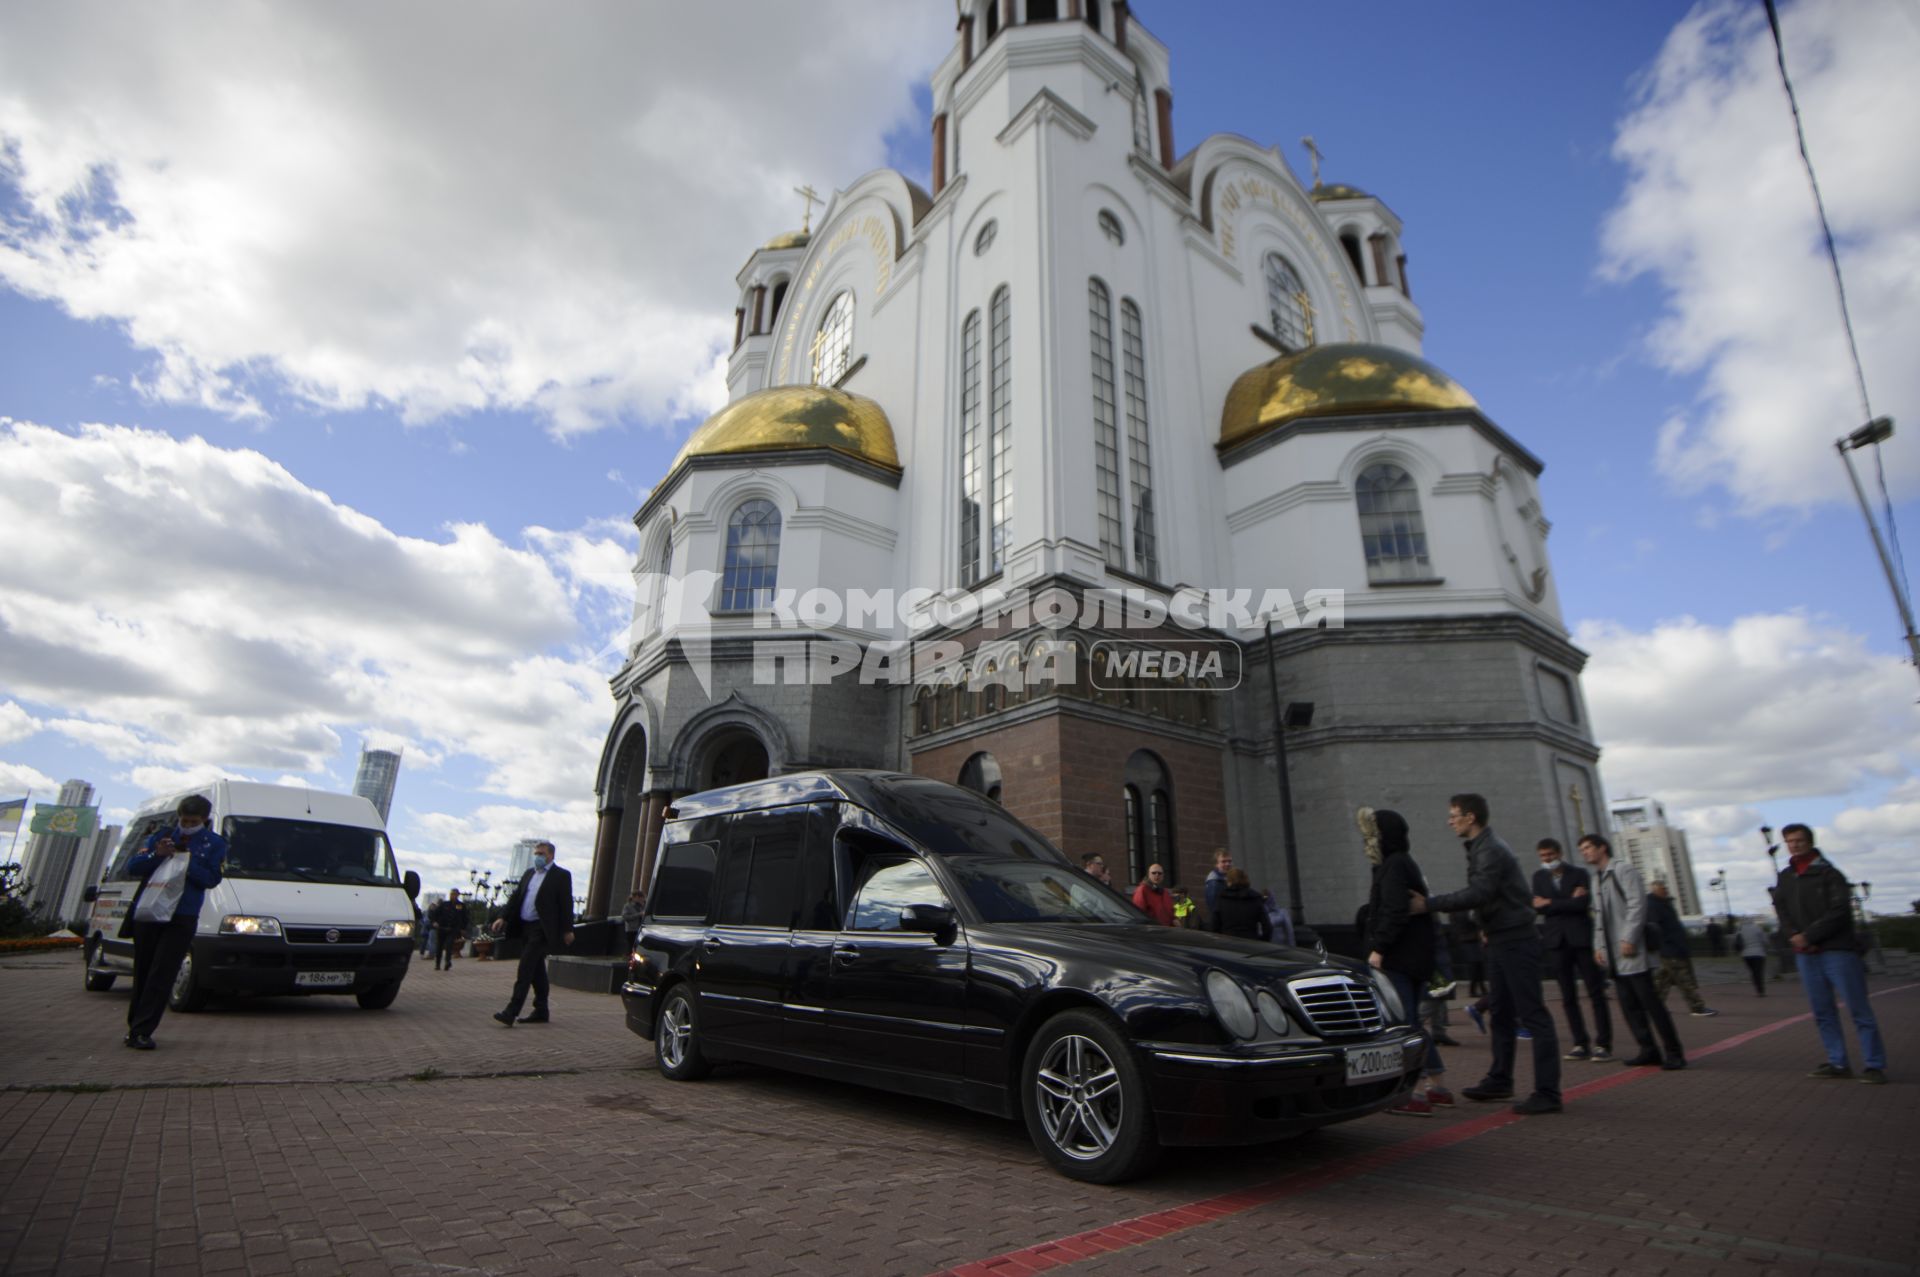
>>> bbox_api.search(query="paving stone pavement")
[0,951,1914,1275]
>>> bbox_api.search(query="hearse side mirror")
[82,885,98,903]
[899,904,956,936]
[404,870,421,901]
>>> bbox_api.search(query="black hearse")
[620,770,1423,1182]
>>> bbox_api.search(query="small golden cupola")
[671,384,901,474]
[1219,342,1477,451]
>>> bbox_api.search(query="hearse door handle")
[703,936,727,949]
[833,945,860,966]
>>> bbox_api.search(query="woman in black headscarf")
[1360,807,1452,1114]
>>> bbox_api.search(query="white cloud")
[1599,0,1920,513]
[0,3,949,435]
[0,421,630,820]
[0,760,59,798]
[1580,610,1920,906]
[0,701,37,747]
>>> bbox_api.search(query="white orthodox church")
[587,0,1605,935]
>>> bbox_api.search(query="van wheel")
[83,938,115,992]
[168,951,210,1013]
[655,986,710,1080]
[1020,1010,1159,1184]
[356,980,402,1010]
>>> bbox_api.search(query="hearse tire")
[655,985,711,1081]
[1020,1009,1159,1184]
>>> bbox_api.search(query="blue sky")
[2,1,1914,914]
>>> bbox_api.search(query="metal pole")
[1836,432,1920,682]
[1263,616,1305,922]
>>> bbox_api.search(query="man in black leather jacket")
[1413,793,1562,1114]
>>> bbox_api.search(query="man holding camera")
[119,794,227,1050]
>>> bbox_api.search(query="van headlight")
[219,915,282,936]
[1205,970,1258,1040]
[1368,970,1405,1022]
[377,919,415,940]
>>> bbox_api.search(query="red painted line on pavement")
[928,981,1919,1277]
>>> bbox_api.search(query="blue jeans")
[1797,949,1885,1070]
[1385,968,1444,1077]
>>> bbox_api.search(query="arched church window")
[958,309,985,586]
[719,498,781,610]
[1088,278,1123,568]
[1131,72,1151,155]
[1027,0,1059,21]
[1263,253,1312,351]
[1125,750,1174,883]
[959,752,1003,803]
[1097,209,1124,246]
[768,279,789,330]
[1148,789,1174,866]
[1123,784,1142,881]
[1086,0,1102,33]
[1355,462,1433,583]
[988,285,1014,576]
[1340,231,1366,284]
[913,687,933,736]
[812,291,853,386]
[974,220,997,256]
[985,0,1000,42]
[1120,297,1157,579]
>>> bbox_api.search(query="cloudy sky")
[2,1,1915,915]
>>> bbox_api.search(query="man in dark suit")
[490,841,574,1025]
[1532,837,1613,1062]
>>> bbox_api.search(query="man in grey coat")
[1580,834,1686,1069]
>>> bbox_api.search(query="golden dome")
[1309,182,1371,201]
[1220,343,1477,450]
[763,229,811,251]
[671,385,901,473]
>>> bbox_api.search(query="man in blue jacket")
[119,794,226,1050]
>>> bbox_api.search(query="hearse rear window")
[654,841,718,920]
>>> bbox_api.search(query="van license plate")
[295,972,353,987]
[1345,1044,1402,1084]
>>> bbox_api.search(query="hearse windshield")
[221,816,402,886]
[944,858,1142,925]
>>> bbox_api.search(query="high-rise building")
[56,823,122,926]
[23,779,96,922]
[586,4,1607,925]
[353,747,402,822]
[1610,797,1702,916]
[508,838,541,883]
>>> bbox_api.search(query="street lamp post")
[1262,614,1314,923]
[1835,418,1920,687]
[1707,868,1733,921]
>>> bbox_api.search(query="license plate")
[295,972,353,988]
[1345,1043,1403,1084]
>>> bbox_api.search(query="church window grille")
[974,220,997,256]
[812,291,853,386]
[719,499,782,611]
[1120,297,1158,579]
[958,310,985,585]
[1263,253,1311,351]
[1355,462,1432,582]
[1123,785,1142,882]
[1098,209,1124,246]
[988,285,1014,576]
[1088,279,1124,568]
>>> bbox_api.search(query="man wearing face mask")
[118,794,227,1050]
[1532,838,1612,1062]
[491,841,574,1025]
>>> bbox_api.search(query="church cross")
[1301,135,1325,188]
[794,184,822,233]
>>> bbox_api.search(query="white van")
[82,781,420,1011]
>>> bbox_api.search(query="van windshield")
[943,858,1143,925]
[222,816,402,887]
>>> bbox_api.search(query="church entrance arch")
[605,725,649,910]
[696,730,770,791]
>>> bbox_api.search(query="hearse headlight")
[218,915,282,937]
[1205,970,1258,1040]
[1255,989,1292,1037]
[376,919,415,940]
[1367,970,1405,1022]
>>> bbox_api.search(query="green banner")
[29,804,97,839]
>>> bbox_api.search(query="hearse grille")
[285,928,376,945]
[1288,974,1384,1037]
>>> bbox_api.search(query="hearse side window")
[796,804,842,930]
[847,858,947,932]
[110,816,171,879]
[653,841,719,920]
[714,809,806,928]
